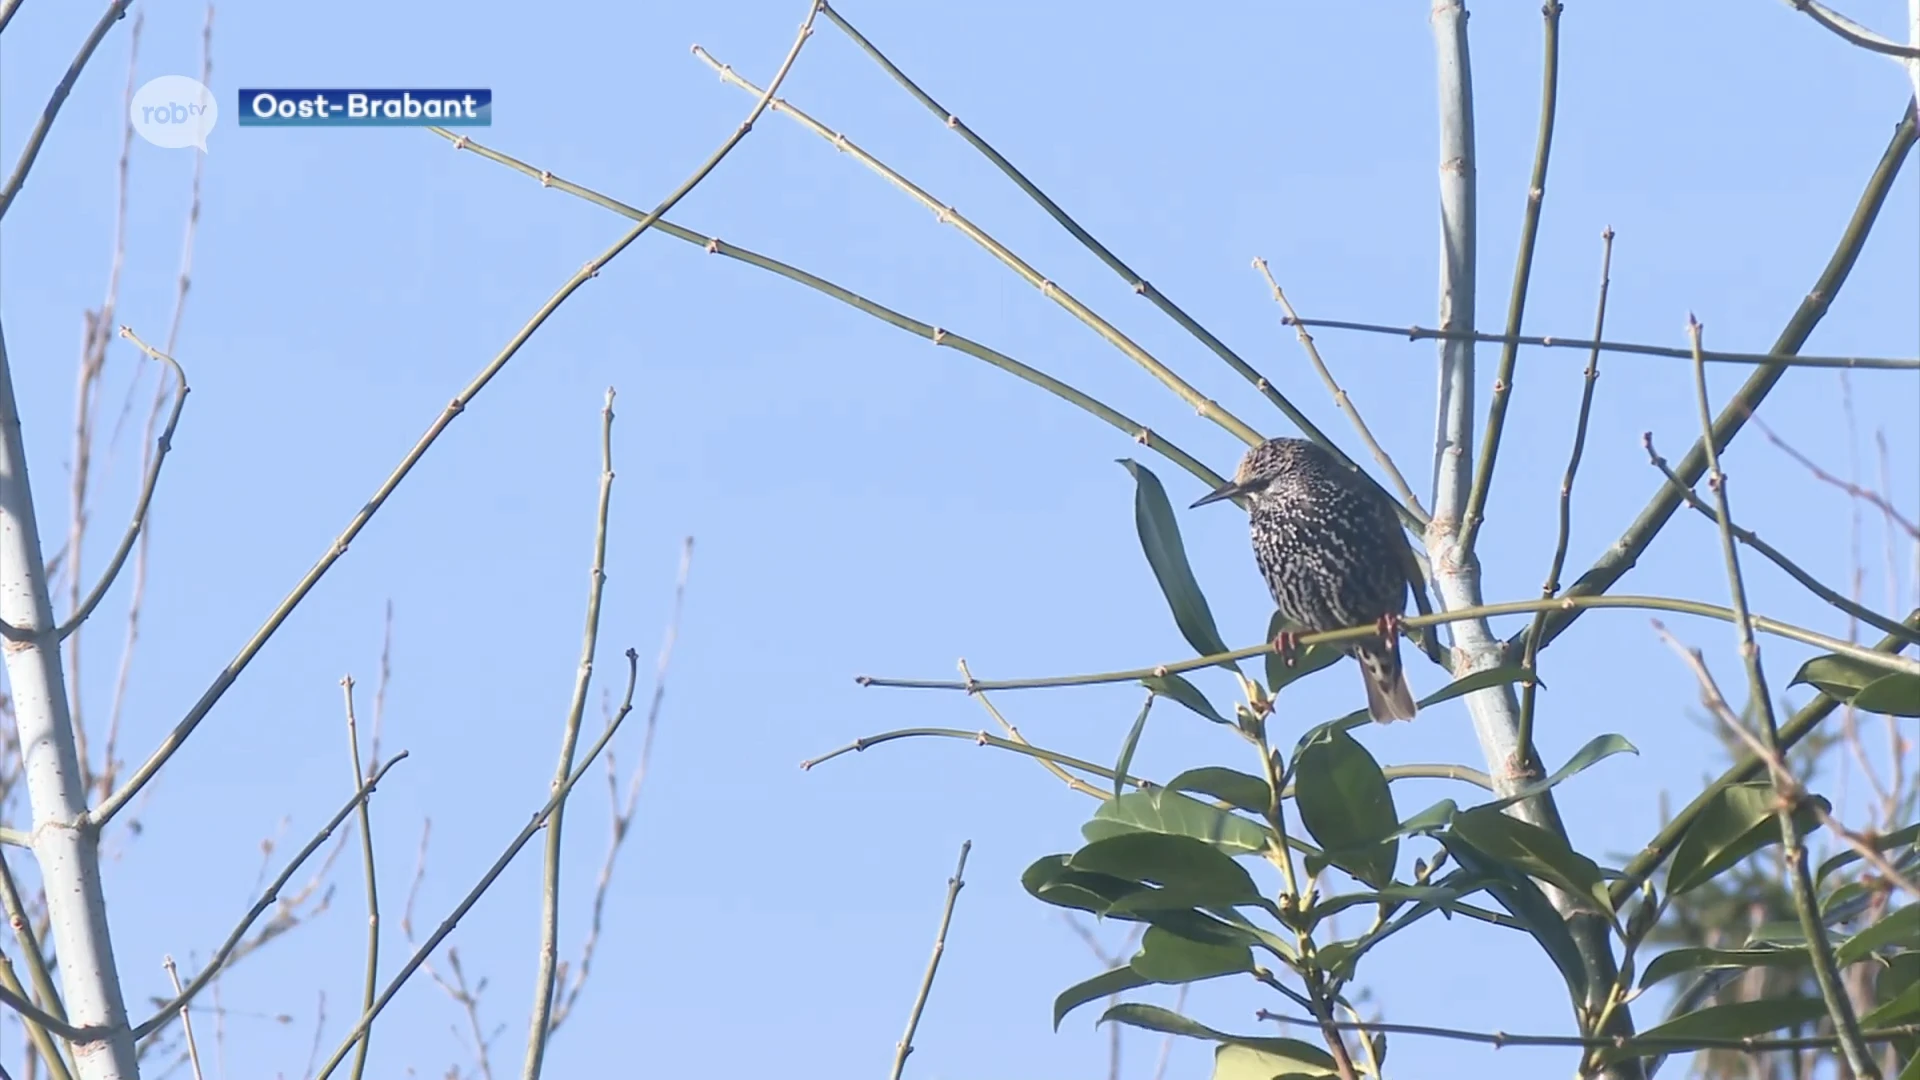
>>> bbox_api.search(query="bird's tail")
[1356,642,1417,723]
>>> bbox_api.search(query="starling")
[1191,437,1428,722]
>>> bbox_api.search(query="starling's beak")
[1190,478,1259,509]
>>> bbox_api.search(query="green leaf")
[1070,833,1263,908]
[1086,789,1274,857]
[1142,673,1232,725]
[1130,925,1253,984]
[1098,1004,1336,1073]
[1667,784,1829,895]
[1861,980,1920,1028]
[1053,966,1148,1029]
[1637,947,1810,990]
[1441,834,1589,1006]
[1020,854,1142,914]
[1467,734,1638,814]
[1167,767,1272,815]
[1294,728,1399,889]
[1265,610,1343,694]
[1817,821,1920,885]
[1634,997,1830,1043]
[1214,1043,1338,1080]
[1792,653,1898,700]
[1852,672,1920,716]
[1835,904,1920,966]
[1120,460,1232,664]
[1448,806,1611,916]
[1394,799,1459,837]
[1113,695,1156,798]
[1419,664,1536,708]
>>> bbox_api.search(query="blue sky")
[3,1,1917,1077]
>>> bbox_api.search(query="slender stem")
[854,592,1920,693]
[1790,0,1920,58]
[1609,609,1919,906]
[311,651,643,1080]
[812,3,1424,531]
[889,840,971,1080]
[1281,317,1918,371]
[0,0,135,220]
[692,45,1267,450]
[1644,434,1919,645]
[1684,317,1877,1077]
[429,130,1228,494]
[1247,1012,1919,1052]
[0,850,68,1036]
[130,755,408,1041]
[1526,106,1917,656]
[1460,1,1560,556]
[958,660,1110,801]
[58,329,188,639]
[1517,228,1613,755]
[159,958,204,1080]
[0,948,72,1080]
[801,727,1149,787]
[522,389,619,1080]
[95,2,814,828]
[1253,263,1426,519]
[339,679,380,1080]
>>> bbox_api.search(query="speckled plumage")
[1200,438,1422,722]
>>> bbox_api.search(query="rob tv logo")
[131,75,219,152]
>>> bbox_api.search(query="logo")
[131,75,219,152]
[236,89,492,127]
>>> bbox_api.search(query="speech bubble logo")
[131,75,218,152]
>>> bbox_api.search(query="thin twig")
[339,678,379,1080]
[521,387,620,1080]
[1750,415,1920,539]
[1516,227,1613,754]
[1248,1010,1919,1052]
[1683,316,1878,1077]
[1280,317,1920,371]
[0,0,137,219]
[889,840,971,1080]
[1253,263,1425,518]
[692,44,1266,450]
[1643,432,1919,645]
[811,1,1423,529]
[957,659,1109,801]
[1790,0,1920,58]
[853,591,1920,694]
[95,0,809,829]
[1461,1,1562,557]
[160,958,203,1080]
[131,754,408,1040]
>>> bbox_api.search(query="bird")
[1190,437,1433,722]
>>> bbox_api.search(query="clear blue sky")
[3,1,1916,1077]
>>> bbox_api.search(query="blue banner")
[237,89,492,127]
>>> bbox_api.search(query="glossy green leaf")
[1637,947,1809,990]
[1098,1004,1337,1073]
[1817,821,1920,885]
[1167,767,1271,815]
[1265,610,1343,694]
[1071,833,1263,908]
[1086,789,1273,856]
[1130,925,1253,983]
[1021,854,1142,914]
[1113,695,1156,798]
[1792,653,1899,700]
[1214,1043,1338,1080]
[1420,664,1537,708]
[1395,799,1459,837]
[1467,734,1638,814]
[1666,782,1828,895]
[1861,980,1920,1028]
[1634,997,1830,1043]
[1294,728,1399,889]
[1121,460,1233,663]
[1852,672,1920,716]
[1835,904,1920,966]
[1441,835,1589,1005]
[1143,673,1232,725]
[1053,966,1148,1029]
[1448,806,1611,916]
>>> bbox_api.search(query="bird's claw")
[1271,630,1301,668]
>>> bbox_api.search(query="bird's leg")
[1375,613,1403,657]
[1270,629,1301,668]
